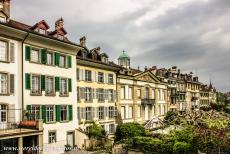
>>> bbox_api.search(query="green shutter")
[26,105,31,120]
[68,78,72,92]
[67,56,72,68]
[56,105,61,122]
[25,73,31,90]
[55,77,60,91]
[42,105,46,123]
[55,52,60,66]
[68,105,73,121]
[41,75,45,91]
[41,48,47,64]
[25,46,31,61]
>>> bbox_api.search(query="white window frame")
[59,55,66,67]
[31,105,41,120]
[98,72,104,83]
[0,40,8,62]
[48,131,56,144]
[108,74,113,84]
[30,48,40,63]
[31,74,41,95]
[0,73,8,95]
[60,78,68,96]
[45,76,54,95]
[98,106,104,120]
[85,70,92,82]
[46,105,55,122]
[61,105,68,121]
[86,107,92,120]
[47,52,53,65]
[0,104,7,122]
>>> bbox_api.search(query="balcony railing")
[141,99,155,105]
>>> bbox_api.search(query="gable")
[135,71,160,83]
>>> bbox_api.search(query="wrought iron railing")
[141,99,155,105]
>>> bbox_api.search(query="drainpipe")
[21,33,29,121]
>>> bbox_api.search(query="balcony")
[141,99,155,105]
[0,120,43,139]
[191,96,198,101]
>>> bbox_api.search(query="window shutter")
[42,105,46,123]
[77,107,81,122]
[41,48,47,64]
[113,75,116,85]
[92,107,95,120]
[80,107,84,120]
[25,46,31,61]
[26,105,31,113]
[56,105,61,122]
[55,77,60,91]
[96,89,99,99]
[96,107,99,118]
[113,90,116,101]
[67,56,72,68]
[68,78,72,92]
[83,107,86,119]
[41,75,45,91]
[79,69,83,80]
[105,107,108,118]
[105,89,108,100]
[92,88,95,99]
[82,69,85,81]
[95,71,98,82]
[104,73,107,84]
[25,73,31,90]
[54,52,60,66]
[10,74,15,94]
[83,88,86,99]
[9,42,15,63]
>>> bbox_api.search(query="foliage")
[115,123,145,141]
[173,142,191,154]
[164,111,178,125]
[86,121,106,139]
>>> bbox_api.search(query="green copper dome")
[118,50,130,59]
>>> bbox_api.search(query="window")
[0,104,7,122]
[108,89,114,102]
[120,86,125,99]
[86,107,92,120]
[121,106,125,119]
[45,76,54,95]
[76,68,80,80]
[85,70,92,82]
[39,29,46,34]
[109,124,115,134]
[0,40,7,61]
[98,107,104,120]
[137,89,141,99]
[59,55,66,67]
[158,89,161,100]
[102,56,108,63]
[77,87,80,101]
[108,106,114,119]
[46,105,55,122]
[0,16,6,23]
[82,52,87,58]
[31,105,40,120]
[31,75,41,95]
[57,34,64,40]
[61,105,68,121]
[98,88,105,102]
[145,87,149,99]
[152,89,155,99]
[98,72,104,83]
[108,74,113,84]
[0,73,8,94]
[128,106,133,119]
[60,78,68,96]
[47,52,53,65]
[128,87,133,99]
[85,87,92,102]
[48,131,56,144]
[31,48,39,62]
[138,106,141,118]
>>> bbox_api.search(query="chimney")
[55,18,64,30]
[144,66,148,71]
[152,66,157,70]
[1,0,10,19]
[178,69,181,74]
[80,36,86,47]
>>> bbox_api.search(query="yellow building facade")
[76,40,120,134]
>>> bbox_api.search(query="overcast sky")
[11,0,230,92]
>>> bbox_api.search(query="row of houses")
[0,1,216,154]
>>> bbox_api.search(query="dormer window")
[57,34,64,40]
[0,16,6,23]
[102,56,108,63]
[39,29,46,35]
[82,52,87,58]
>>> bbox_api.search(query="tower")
[118,50,130,69]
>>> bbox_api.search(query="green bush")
[115,123,145,141]
[173,141,191,154]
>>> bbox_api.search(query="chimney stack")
[55,18,64,30]
[80,36,86,47]
[0,0,10,19]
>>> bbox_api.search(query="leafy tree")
[86,121,106,139]
[115,123,145,141]
[173,141,191,154]
[164,111,178,125]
